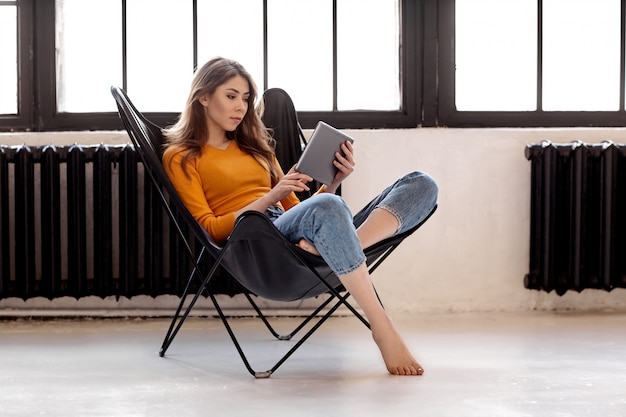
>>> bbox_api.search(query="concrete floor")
[1,310,625,417]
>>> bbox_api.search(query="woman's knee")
[310,193,352,219]
[404,171,438,205]
[299,194,353,234]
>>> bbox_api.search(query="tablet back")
[295,121,354,185]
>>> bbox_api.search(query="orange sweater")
[162,140,300,243]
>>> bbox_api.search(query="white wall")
[2,128,626,314]
[343,127,626,314]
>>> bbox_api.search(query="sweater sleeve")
[162,147,236,244]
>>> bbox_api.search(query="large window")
[4,0,626,132]
[455,0,537,112]
[440,0,626,127]
[1,0,416,131]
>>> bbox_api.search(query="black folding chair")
[111,86,437,378]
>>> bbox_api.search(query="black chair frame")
[111,86,437,378]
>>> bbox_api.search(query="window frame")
[436,0,626,128]
[1,0,421,132]
[9,0,625,132]
[33,0,179,131]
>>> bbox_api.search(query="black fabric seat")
[111,85,437,378]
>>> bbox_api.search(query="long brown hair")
[163,57,280,182]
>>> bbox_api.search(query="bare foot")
[296,239,320,256]
[370,315,424,376]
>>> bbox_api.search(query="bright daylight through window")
[455,0,621,112]
[0,3,17,115]
[54,0,400,115]
[455,0,537,111]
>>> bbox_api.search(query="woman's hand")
[325,140,355,194]
[232,168,311,220]
[234,168,313,217]
[267,167,312,202]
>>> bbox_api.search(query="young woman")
[162,57,438,376]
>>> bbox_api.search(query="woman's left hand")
[326,140,355,193]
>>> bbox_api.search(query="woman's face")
[200,75,250,134]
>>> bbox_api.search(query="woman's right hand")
[233,167,312,219]
[268,167,312,202]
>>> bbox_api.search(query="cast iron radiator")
[524,141,626,295]
[0,143,240,300]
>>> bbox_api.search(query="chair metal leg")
[158,264,201,356]
[210,287,367,378]
[208,292,260,377]
[159,246,227,357]
[242,292,337,340]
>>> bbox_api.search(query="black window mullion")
[33,0,57,131]
[421,0,438,127]
[15,0,32,129]
[403,0,422,128]
[437,0,456,124]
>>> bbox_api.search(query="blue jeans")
[270,171,438,277]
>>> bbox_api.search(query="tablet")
[295,121,355,185]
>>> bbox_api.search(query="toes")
[389,364,424,376]
[388,366,401,375]
[412,363,424,375]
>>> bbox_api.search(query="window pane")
[543,0,620,111]
[267,0,333,111]
[337,0,399,111]
[126,0,192,112]
[197,0,264,95]
[456,0,537,111]
[55,0,122,113]
[0,6,17,115]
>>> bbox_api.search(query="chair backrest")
[261,88,307,172]
[261,88,321,199]
[110,86,222,261]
